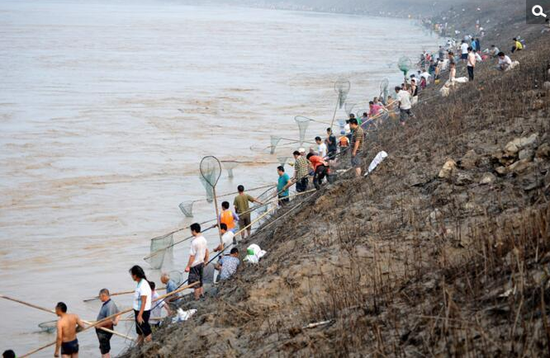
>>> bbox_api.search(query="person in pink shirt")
[369,101,383,117]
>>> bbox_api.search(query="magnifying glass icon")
[532,5,547,18]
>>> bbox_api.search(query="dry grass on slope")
[124,34,550,358]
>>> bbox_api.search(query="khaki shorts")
[239,214,251,230]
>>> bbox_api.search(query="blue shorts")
[461,53,467,60]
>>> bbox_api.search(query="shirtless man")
[55,302,86,358]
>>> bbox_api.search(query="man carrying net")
[292,150,309,192]
[233,185,263,240]
[185,223,209,300]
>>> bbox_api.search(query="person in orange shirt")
[339,130,350,156]
[306,153,328,190]
[219,201,239,233]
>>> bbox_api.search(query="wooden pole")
[329,94,340,130]
[19,282,198,358]
[212,186,223,247]
[0,295,131,340]
[83,287,165,302]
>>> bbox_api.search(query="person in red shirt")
[306,153,328,190]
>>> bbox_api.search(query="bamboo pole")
[19,282,198,358]
[0,295,131,340]
[329,94,340,130]
[143,195,280,262]
[212,186,223,247]
[83,287,166,303]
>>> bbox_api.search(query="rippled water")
[0,0,438,355]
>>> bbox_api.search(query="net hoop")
[178,200,195,217]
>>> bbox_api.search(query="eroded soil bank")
[123,0,550,356]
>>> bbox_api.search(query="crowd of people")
[4,19,536,358]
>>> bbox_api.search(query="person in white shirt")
[489,45,500,58]
[130,265,152,344]
[497,52,513,71]
[460,40,469,63]
[214,223,235,253]
[315,136,327,158]
[185,223,209,300]
[395,86,412,124]
[467,47,476,81]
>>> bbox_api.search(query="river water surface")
[0,0,438,355]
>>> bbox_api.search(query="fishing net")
[178,200,195,217]
[200,156,222,189]
[379,78,390,103]
[38,320,57,334]
[294,116,310,145]
[270,135,283,155]
[169,270,184,286]
[249,144,272,154]
[277,156,290,166]
[334,79,351,109]
[398,56,412,76]
[146,233,174,269]
[345,102,356,116]
[255,187,275,216]
[200,176,214,203]
[221,161,239,178]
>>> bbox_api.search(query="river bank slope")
[124,0,550,356]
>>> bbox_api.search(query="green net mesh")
[334,79,351,109]
[221,160,239,178]
[294,116,310,145]
[178,200,195,217]
[200,156,222,188]
[398,56,412,76]
[146,233,174,269]
[200,176,214,203]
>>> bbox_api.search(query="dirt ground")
[122,1,550,356]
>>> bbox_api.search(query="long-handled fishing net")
[199,176,214,203]
[221,160,239,178]
[169,270,184,286]
[38,320,57,334]
[254,186,276,217]
[199,156,223,245]
[295,116,310,145]
[178,200,196,218]
[270,135,283,155]
[146,233,174,269]
[398,56,413,78]
[345,102,356,116]
[379,78,390,103]
[330,78,351,128]
[277,156,291,166]
[252,136,304,155]
[335,78,351,109]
